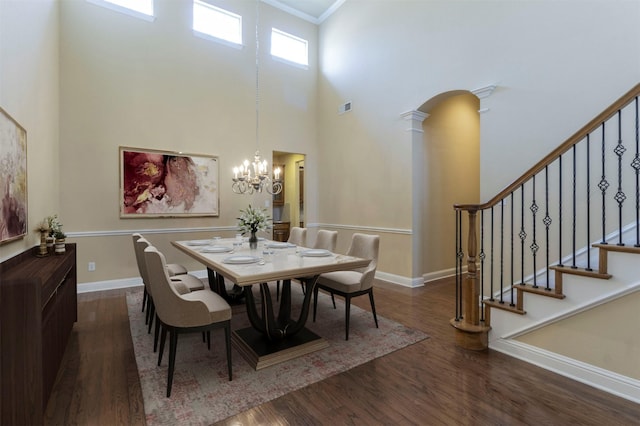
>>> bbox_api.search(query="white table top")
[172,238,371,287]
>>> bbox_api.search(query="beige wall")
[55,0,317,284]
[422,93,480,274]
[0,0,60,261]
[516,291,640,380]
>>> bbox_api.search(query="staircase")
[451,83,640,402]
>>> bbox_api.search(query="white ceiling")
[263,0,345,24]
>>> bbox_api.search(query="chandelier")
[232,0,282,195]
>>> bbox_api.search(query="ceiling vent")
[338,101,352,114]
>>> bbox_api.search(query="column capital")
[401,110,429,132]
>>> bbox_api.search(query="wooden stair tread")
[549,265,612,279]
[483,299,525,315]
[514,283,565,299]
[593,243,640,254]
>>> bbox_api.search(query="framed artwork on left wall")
[0,107,27,244]
[120,146,219,217]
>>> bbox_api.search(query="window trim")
[270,27,309,68]
[192,0,243,48]
[86,0,155,22]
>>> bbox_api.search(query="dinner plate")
[186,240,211,246]
[201,245,233,253]
[300,249,332,257]
[222,255,261,264]
[265,242,295,249]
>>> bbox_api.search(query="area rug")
[126,284,428,425]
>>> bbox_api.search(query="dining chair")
[313,230,337,251]
[276,227,308,300]
[132,233,190,315]
[293,230,339,296]
[135,237,206,341]
[144,245,232,397]
[312,233,380,340]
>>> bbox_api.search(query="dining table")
[171,237,371,370]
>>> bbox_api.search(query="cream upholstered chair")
[144,245,232,397]
[288,226,307,247]
[313,233,379,340]
[313,230,337,251]
[276,227,308,300]
[135,237,206,339]
[132,233,192,316]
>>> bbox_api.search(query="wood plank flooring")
[44,278,640,425]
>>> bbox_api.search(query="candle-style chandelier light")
[232,0,282,195]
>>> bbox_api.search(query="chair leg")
[153,317,161,353]
[345,295,351,341]
[167,330,178,397]
[142,287,147,312]
[145,296,152,325]
[331,293,336,309]
[224,323,232,381]
[147,302,155,334]
[312,286,319,322]
[368,289,379,328]
[158,325,167,366]
[276,280,280,301]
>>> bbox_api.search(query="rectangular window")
[87,0,155,20]
[271,28,308,67]
[193,1,243,46]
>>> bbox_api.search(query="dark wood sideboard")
[0,243,77,425]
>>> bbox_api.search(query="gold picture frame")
[0,107,27,244]
[119,146,219,218]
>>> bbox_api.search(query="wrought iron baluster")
[499,199,505,304]
[614,110,627,246]
[572,145,577,268]
[510,192,515,306]
[586,134,592,271]
[544,166,552,289]
[599,122,609,244]
[519,184,526,285]
[634,97,640,247]
[480,210,486,321]
[490,206,495,301]
[557,155,563,267]
[455,209,461,320]
[530,176,539,288]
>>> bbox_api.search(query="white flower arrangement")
[47,214,66,239]
[237,205,270,235]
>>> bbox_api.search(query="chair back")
[346,233,379,290]
[134,235,152,291]
[288,227,307,247]
[313,230,338,252]
[143,246,214,328]
[132,233,145,278]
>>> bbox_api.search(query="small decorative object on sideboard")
[46,214,66,254]
[35,220,50,257]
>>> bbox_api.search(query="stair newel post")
[451,208,490,350]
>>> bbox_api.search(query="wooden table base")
[232,327,328,370]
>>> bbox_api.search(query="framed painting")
[0,107,27,244]
[120,147,219,217]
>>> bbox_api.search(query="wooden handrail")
[456,83,640,212]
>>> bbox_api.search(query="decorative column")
[401,110,429,287]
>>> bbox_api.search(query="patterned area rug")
[126,284,428,425]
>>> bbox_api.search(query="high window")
[88,0,154,20]
[193,1,243,46]
[271,28,308,67]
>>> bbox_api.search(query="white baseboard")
[491,338,640,404]
[79,267,459,293]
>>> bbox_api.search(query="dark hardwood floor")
[44,278,640,425]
